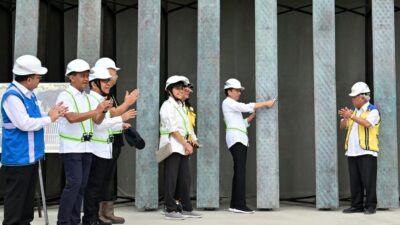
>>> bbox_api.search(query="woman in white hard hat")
[94,57,139,224]
[56,59,113,225]
[1,55,67,225]
[222,78,275,214]
[159,76,201,220]
[82,67,136,225]
[338,81,380,215]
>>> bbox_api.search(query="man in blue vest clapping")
[1,55,68,225]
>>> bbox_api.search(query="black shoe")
[342,207,364,213]
[364,208,376,215]
[83,219,111,225]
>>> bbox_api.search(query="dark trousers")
[57,153,92,225]
[2,163,38,225]
[348,155,377,209]
[83,155,113,223]
[100,146,122,201]
[164,153,192,213]
[229,143,248,209]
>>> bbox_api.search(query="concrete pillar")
[255,0,279,209]
[14,0,40,59]
[77,0,101,65]
[372,0,399,209]
[313,0,338,209]
[196,0,220,208]
[135,0,161,209]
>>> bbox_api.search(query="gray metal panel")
[14,0,40,59]
[313,0,339,209]
[196,0,220,208]
[135,0,160,209]
[372,0,399,209]
[77,0,101,65]
[255,0,279,209]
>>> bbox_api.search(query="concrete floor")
[1,200,400,225]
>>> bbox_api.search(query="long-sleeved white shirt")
[222,97,255,148]
[88,91,123,159]
[2,81,51,132]
[159,97,191,155]
[346,102,380,157]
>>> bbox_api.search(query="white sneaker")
[228,207,255,214]
[165,211,185,220]
[182,211,202,218]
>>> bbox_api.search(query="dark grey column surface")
[372,0,399,209]
[77,0,101,65]
[196,0,220,208]
[14,0,40,59]
[135,0,161,209]
[313,0,339,209]
[255,0,279,209]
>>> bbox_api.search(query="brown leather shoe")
[102,201,125,224]
[99,202,113,224]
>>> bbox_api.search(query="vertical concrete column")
[197,0,220,208]
[77,0,101,65]
[14,0,40,58]
[255,0,279,209]
[313,0,338,209]
[135,0,161,209]
[372,0,399,209]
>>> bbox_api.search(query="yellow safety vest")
[187,106,196,141]
[344,105,380,152]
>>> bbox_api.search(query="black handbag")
[123,127,145,150]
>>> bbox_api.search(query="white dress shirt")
[2,81,51,132]
[222,97,255,148]
[159,97,191,155]
[88,91,123,159]
[56,85,93,154]
[346,102,380,157]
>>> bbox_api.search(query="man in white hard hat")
[56,59,113,225]
[1,55,67,225]
[338,81,380,215]
[94,57,139,224]
[82,67,136,225]
[222,78,275,214]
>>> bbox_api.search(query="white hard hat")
[349,82,370,97]
[165,75,189,90]
[89,67,112,81]
[65,59,90,76]
[95,57,120,71]
[224,78,244,90]
[12,55,47,76]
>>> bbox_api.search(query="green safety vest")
[160,101,189,139]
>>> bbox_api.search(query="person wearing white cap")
[56,59,113,225]
[94,58,139,224]
[82,67,136,225]
[222,78,275,214]
[1,55,67,225]
[159,75,201,220]
[338,82,380,215]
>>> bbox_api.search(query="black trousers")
[83,155,113,223]
[100,146,122,201]
[57,153,92,225]
[164,153,192,212]
[348,155,377,209]
[229,143,248,209]
[2,163,38,225]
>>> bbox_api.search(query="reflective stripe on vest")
[224,119,248,134]
[88,93,114,144]
[59,90,93,142]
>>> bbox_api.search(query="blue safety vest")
[1,83,45,165]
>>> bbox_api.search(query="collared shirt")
[2,80,51,132]
[88,91,123,159]
[222,97,255,148]
[346,102,380,157]
[159,97,191,155]
[56,85,93,154]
